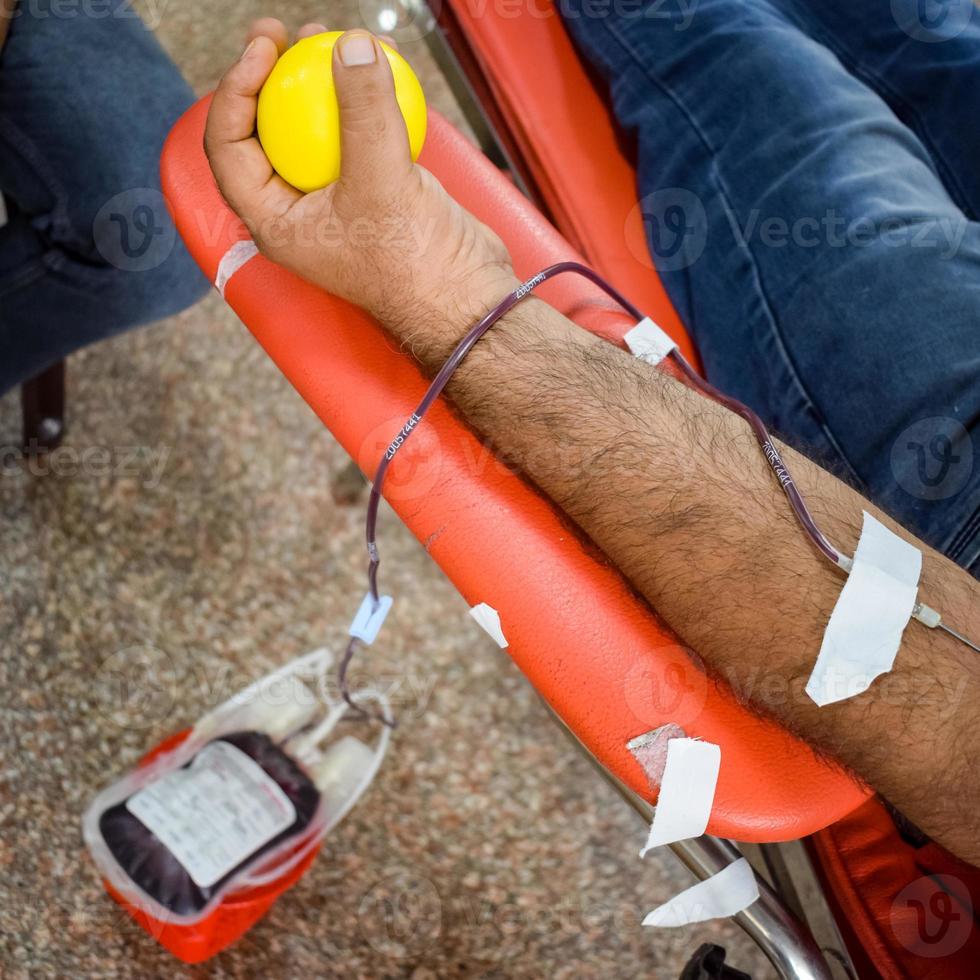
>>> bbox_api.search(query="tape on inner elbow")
[469,602,508,648]
[625,317,677,366]
[639,737,721,855]
[806,511,922,707]
[642,857,759,928]
[215,239,260,297]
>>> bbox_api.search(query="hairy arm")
[402,289,980,864]
[206,23,980,863]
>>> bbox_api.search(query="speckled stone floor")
[0,2,776,977]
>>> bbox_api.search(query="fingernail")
[240,38,257,60]
[338,32,377,66]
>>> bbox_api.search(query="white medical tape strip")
[214,239,260,297]
[469,602,508,648]
[349,593,393,645]
[806,511,922,707]
[639,737,721,855]
[642,857,760,928]
[625,317,677,366]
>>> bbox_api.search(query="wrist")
[379,264,521,373]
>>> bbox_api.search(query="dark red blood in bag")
[99,731,320,916]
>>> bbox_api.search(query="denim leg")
[776,0,980,220]
[560,0,980,572]
[0,0,210,394]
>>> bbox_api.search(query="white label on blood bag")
[126,740,297,889]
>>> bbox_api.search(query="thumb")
[333,30,413,189]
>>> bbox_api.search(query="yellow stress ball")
[257,32,427,193]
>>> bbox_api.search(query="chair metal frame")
[20,359,66,453]
[550,703,856,980]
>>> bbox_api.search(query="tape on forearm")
[214,239,260,297]
[469,602,508,648]
[642,857,760,927]
[624,317,677,366]
[806,511,922,707]
[638,737,721,855]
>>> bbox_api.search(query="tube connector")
[912,602,942,629]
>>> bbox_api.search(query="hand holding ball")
[257,31,427,192]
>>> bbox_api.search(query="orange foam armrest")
[161,97,868,841]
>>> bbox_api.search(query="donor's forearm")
[415,296,980,863]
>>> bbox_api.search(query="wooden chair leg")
[21,360,66,454]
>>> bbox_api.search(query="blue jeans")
[0,0,209,395]
[560,0,980,574]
